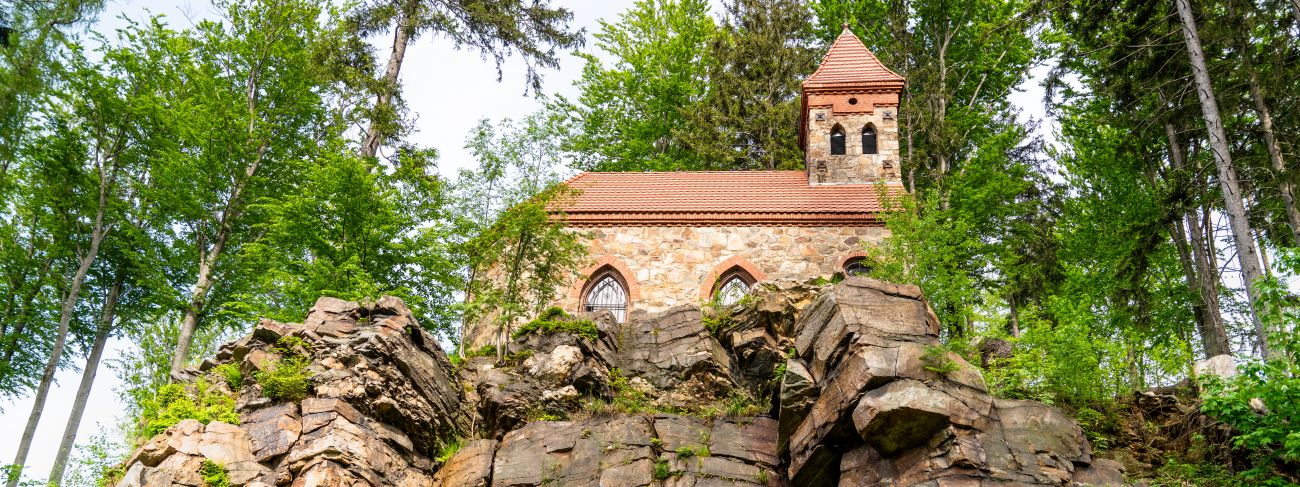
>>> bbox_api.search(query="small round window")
[848,97,858,105]
[844,257,872,277]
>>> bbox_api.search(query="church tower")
[800,25,905,185]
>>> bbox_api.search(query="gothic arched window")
[582,267,628,322]
[713,267,756,306]
[843,257,872,277]
[862,126,878,155]
[830,127,846,155]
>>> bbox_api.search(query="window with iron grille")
[712,267,756,305]
[583,273,627,322]
[716,276,750,306]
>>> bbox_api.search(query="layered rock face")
[120,277,1125,487]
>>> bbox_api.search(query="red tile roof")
[804,27,905,90]
[557,171,897,226]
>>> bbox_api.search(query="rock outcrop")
[120,277,1125,487]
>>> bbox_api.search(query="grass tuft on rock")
[141,380,239,438]
[200,460,232,487]
[512,310,599,342]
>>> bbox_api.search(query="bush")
[254,355,313,403]
[653,458,673,480]
[141,381,239,438]
[213,363,242,390]
[200,460,231,487]
[253,337,315,403]
[512,316,598,342]
[920,345,961,376]
[1201,343,1300,485]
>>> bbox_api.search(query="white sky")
[0,0,1057,480]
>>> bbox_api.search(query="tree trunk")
[1227,1,1300,246]
[1174,0,1271,358]
[1170,218,1211,341]
[360,0,416,158]
[1007,293,1020,338]
[169,142,265,379]
[1291,0,1300,32]
[47,269,124,485]
[1166,123,1230,357]
[6,222,108,487]
[169,231,228,379]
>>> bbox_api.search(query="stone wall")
[555,224,886,315]
[804,104,902,184]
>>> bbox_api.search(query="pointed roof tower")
[804,25,905,90]
[799,25,905,151]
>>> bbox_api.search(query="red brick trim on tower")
[568,255,641,304]
[837,251,870,270]
[698,256,768,300]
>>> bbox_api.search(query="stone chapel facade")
[465,28,905,347]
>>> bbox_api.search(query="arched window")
[712,267,756,306]
[843,257,872,277]
[582,268,628,322]
[830,126,846,155]
[862,126,878,155]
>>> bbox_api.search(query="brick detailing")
[698,256,769,300]
[837,251,871,270]
[567,255,641,303]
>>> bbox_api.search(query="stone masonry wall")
[805,104,902,184]
[555,224,887,315]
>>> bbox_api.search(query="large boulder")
[783,277,1100,487]
[615,305,738,402]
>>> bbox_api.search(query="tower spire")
[798,29,905,185]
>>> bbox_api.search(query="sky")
[0,0,1057,480]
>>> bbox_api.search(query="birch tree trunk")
[6,212,110,487]
[47,269,124,485]
[1174,0,1271,358]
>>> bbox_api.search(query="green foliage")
[653,458,673,480]
[675,446,696,458]
[504,350,534,366]
[214,363,242,391]
[60,427,129,487]
[701,294,754,335]
[512,318,599,342]
[720,392,761,417]
[254,355,313,403]
[920,345,961,377]
[435,438,465,463]
[756,467,770,484]
[1200,272,1300,485]
[1073,407,1114,452]
[252,337,315,403]
[1147,457,1240,487]
[677,0,816,170]
[550,0,718,172]
[233,146,460,334]
[141,381,240,439]
[455,116,590,358]
[200,460,232,487]
[462,345,498,360]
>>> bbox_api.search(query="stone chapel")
[465,27,905,347]
[551,27,906,322]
